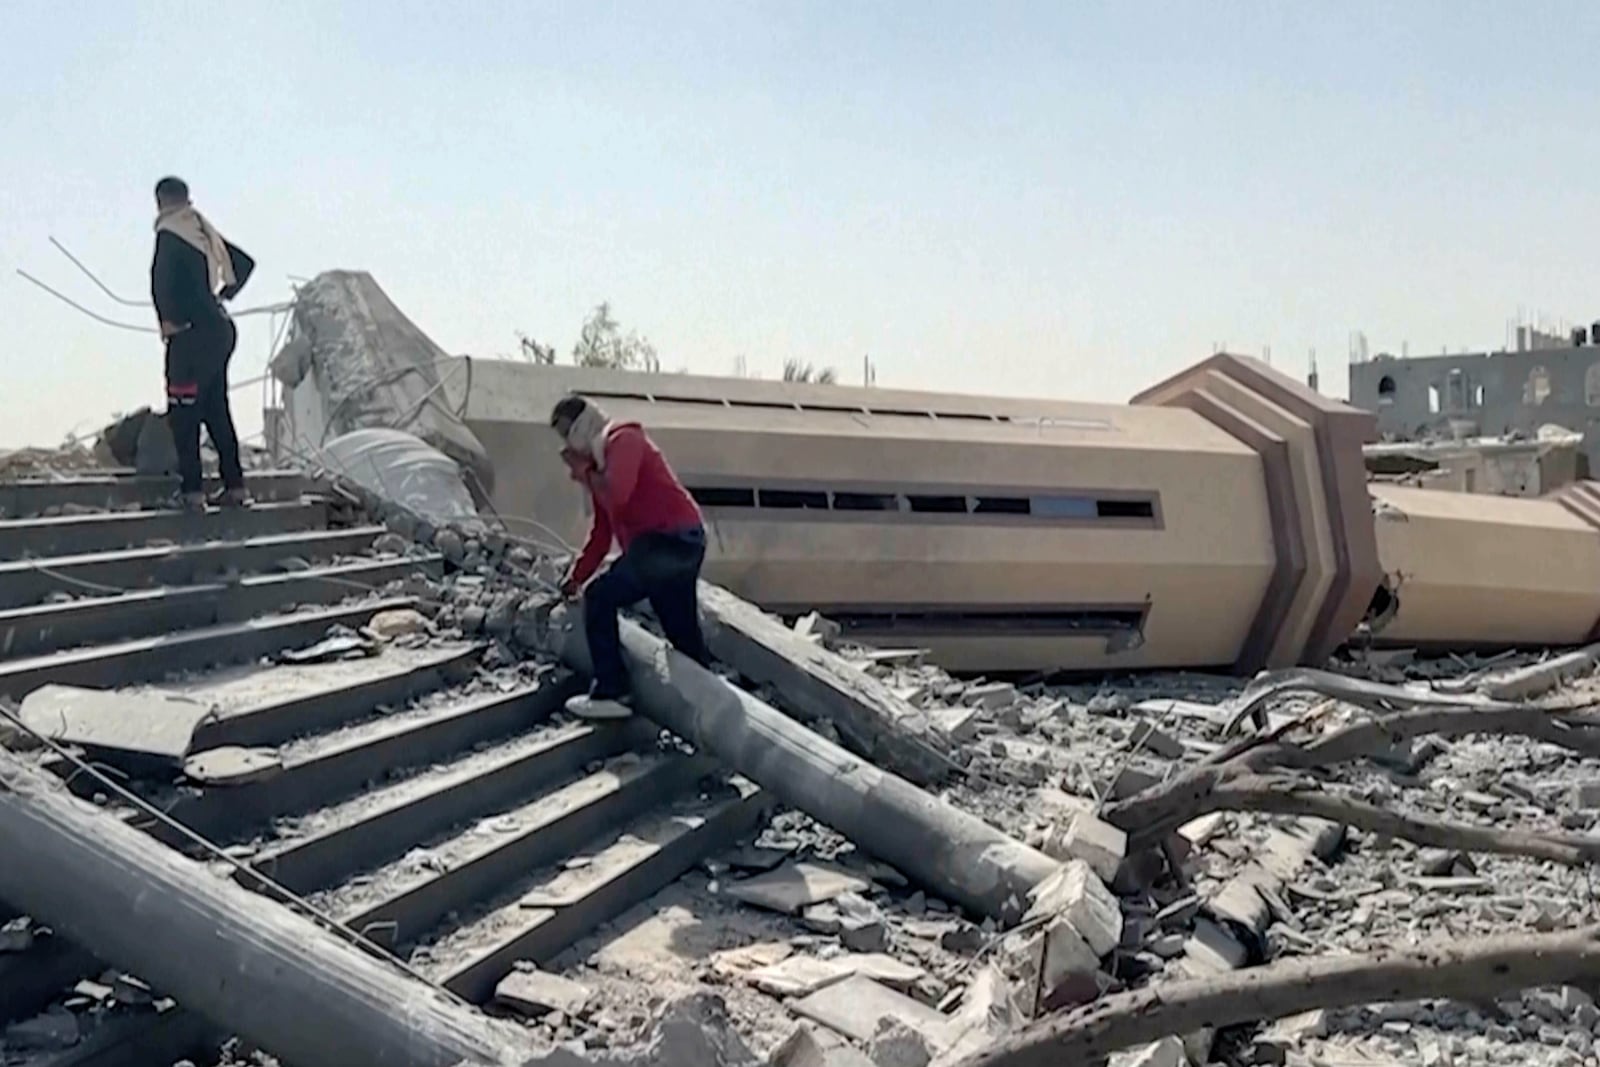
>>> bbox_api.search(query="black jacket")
[150,231,255,331]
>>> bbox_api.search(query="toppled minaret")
[270,270,495,496]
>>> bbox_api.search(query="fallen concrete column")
[0,749,522,1067]
[696,582,952,786]
[542,604,1057,922]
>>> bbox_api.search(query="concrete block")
[1205,874,1271,937]
[1111,1036,1187,1067]
[1184,918,1248,974]
[493,968,592,1017]
[1108,761,1164,800]
[930,706,981,743]
[1025,860,1123,957]
[961,682,1019,711]
[1578,780,1600,811]
[1043,813,1128,884]
[1128,723,1187,760]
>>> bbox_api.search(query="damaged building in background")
[1348,323,1600,471]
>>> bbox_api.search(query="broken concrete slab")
[0,914,35,952]
[791,974,947,1044]
[18,684,214,771]
[726,862,871,915]
[183,746,285,787]
[961,682,1019,711]
[494,967,592,1018]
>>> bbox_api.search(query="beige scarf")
[155,204,236,293]
[564,402,614,471]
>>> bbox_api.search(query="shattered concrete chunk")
[961,682,1019,711]
[1184,917,1248,974]
[868,1018,934,1067]
[495,967,592,1018]
[1043,813,1128,884]
[1025,859,1123,957]
[0,915,36,952]
[183,746,284,787]
[726,862,871,915]
[367,607,431,639]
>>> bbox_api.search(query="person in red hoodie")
[551,395,711,719]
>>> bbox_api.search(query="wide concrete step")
[0,471,310,519]
[3,675,593,1027]
[428,778,769,1003]
[0,526,390,609]
[0,500,327,561]
[0,556,441,659]
[0,597,414,699]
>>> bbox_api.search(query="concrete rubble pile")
[11,457,1600,1067]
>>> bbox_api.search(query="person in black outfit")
[149,176,256,511]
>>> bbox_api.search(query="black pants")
[165,319,242,495]
[584,527,711,697]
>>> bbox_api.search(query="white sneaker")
[565,693,634,720]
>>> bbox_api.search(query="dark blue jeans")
[584,527,710,697]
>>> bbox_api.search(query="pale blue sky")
[3,1,1597,447]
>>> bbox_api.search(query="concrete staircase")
[0,468,765,1066]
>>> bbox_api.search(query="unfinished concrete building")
[1348,328,1600,469]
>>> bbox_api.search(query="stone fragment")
[1176,812,1227,847]
[791,975,947,1044]
[961,682,1019,710]
[19,684,213,769]
[1578,780,1600,810]
[723,844,795,872]
[367,607,430,639]
[1110,1036,1187,1067]
[371,531,410,555]
[803,903,844,935]
[868,1018,934,1067]
[1043,814,1128,884]
[1184,918,1248,974]
[1405,875,1490,895]
[183,746,284,787]
[1206,874,1272,938]
[835,892,889,953]
[494,967,592,1017]
[794,612,842,646]
[930,706,981,743]
[940,924,986,955]
[771,1024,875,1067]
[934,966,1023,1064]
[433,527,466,563]
[1025,860,1123,956]
[726,863,870,914]
[0,915,35,952]
[749,956,854,998]
[709,941,794,980]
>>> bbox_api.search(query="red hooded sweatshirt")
[569,422,703,586]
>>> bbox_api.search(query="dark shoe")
[209,487,253,509]
[564,688,633,720]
